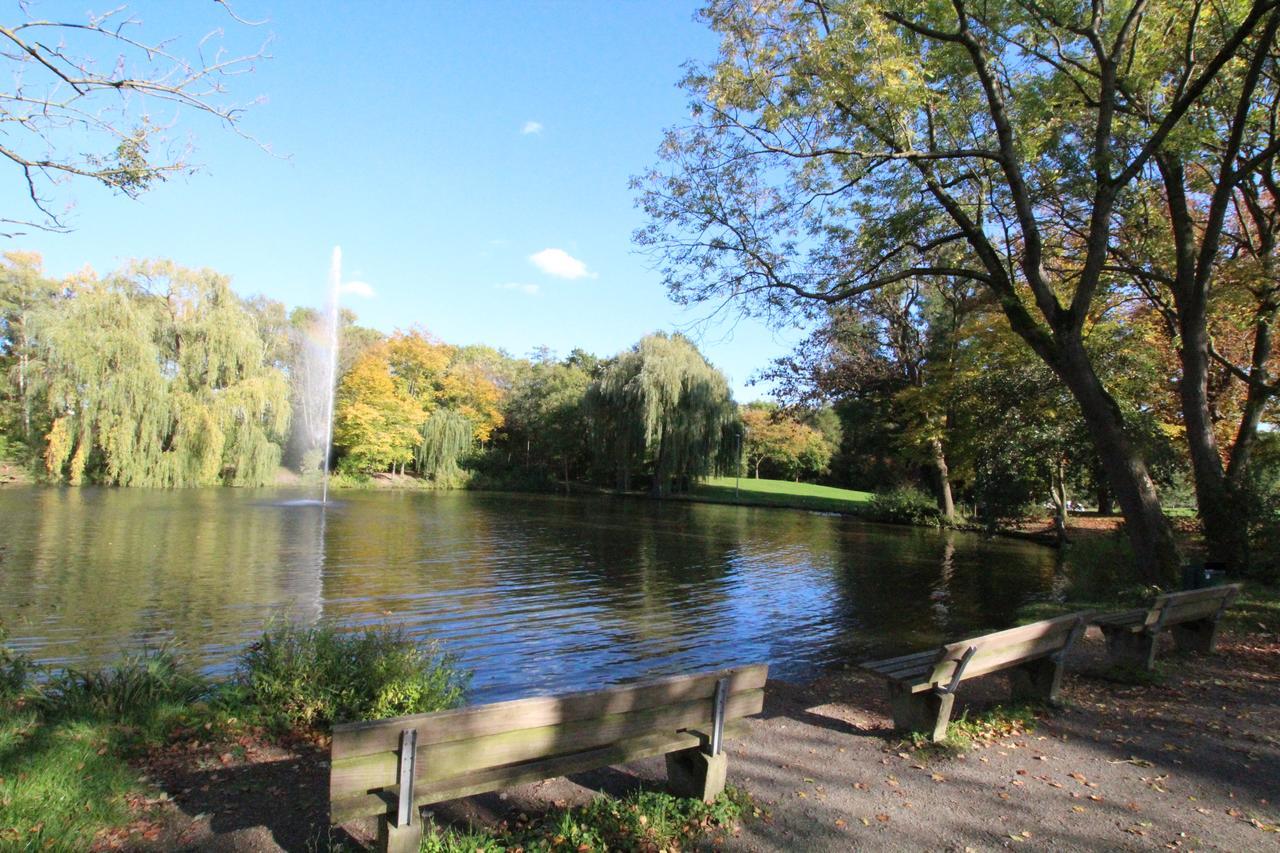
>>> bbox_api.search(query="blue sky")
[5,1,806,400]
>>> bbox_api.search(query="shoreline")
[76,613,1279,850]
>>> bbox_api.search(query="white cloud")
[498,282,540,296]
[520,120,543,135]
[529,248,596,280]
[341,280,375,298]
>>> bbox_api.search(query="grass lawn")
[687,476,875,513]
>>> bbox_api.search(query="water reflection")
[0,487,1058,701]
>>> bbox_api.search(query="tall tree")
[637,0,1280,584]
[37,261,290,486]
[740,402,832,480]
[587,332,738,495]
[0,252,56,443]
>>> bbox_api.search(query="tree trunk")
[1177,296,1247,571]
[754,459,761,478]
[1050,457,1070,545]
[1054,340,1180,585]
[930,438,955,520]
[1096,482,1113,516]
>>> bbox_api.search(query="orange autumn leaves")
[334,330,503,474]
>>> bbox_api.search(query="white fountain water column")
[321,247,342,505]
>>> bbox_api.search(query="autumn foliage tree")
[637,0,1280,584]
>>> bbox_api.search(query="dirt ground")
[107,618,1280,853]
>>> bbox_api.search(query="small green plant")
[420,787,752,852]
[235,621,469,730]
[906,704,1041,758]
[0,624,38,707]
[33,645,207,722]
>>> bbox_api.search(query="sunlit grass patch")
[904,704,1042,759]
[420,787,754,853]
[0,709,151,850]
[690,476,874,513]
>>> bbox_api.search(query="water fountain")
[320,247,341,504]
[278,247,342,507]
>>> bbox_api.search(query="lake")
[0,487,1059,702]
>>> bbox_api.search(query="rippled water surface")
[0,487,1059,701]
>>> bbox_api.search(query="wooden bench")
[860,613,1089,743]
[328,664,768,852]
[1092,584,1240,670]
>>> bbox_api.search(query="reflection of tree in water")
[824,524,1059,660]
[14,488,291,672]
[931,538,957,630]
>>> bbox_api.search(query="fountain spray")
[321,247,341,505]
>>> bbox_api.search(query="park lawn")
[688,476,875,513]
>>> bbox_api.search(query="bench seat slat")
[862,651,937,677]
[1092,609,1147,629]
[861,613,1090,693]
[332,664,767,762]
[331,727,731,823]
[330,687,763,799]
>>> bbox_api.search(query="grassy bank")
[688,476,875,513]
[0,624,468,850]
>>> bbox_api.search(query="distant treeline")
[0,253,838,496]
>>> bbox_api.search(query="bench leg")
[1172,618,1220,655]
[666,747,728,802]
[376,812,423,853]
[1101,626,1158,670]
[1008,657,1064,704]
[887,683,955,743]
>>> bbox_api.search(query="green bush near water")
[865,486,944,526]
[235,622,469,729]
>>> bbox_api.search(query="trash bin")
[1182,561,1228,590]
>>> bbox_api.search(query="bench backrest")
[329,664,768,824]
[1148,583,1241,628]
[925,612,1089,688]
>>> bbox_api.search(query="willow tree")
[637,0,1280,584]
[38,261,290,486]
[587,332,738,496]
[416,409,474,483]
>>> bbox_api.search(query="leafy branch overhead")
[0,1,269,234]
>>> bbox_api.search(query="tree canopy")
[636,0,1280,583]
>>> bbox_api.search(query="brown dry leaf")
[931,773,945,783]
[834,819,847,829]
[876,814,891,823]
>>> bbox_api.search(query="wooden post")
[1101,626,1158,670]
[887,683,955,743]
[376,813,424,853]
[666,747,727,802]
[1171,618,1219,654]
[1008,658,1062,703]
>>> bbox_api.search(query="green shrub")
[236,622,469,730]
[865,485,943,526]
[0,625,37,707]
[34,646,207,721]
